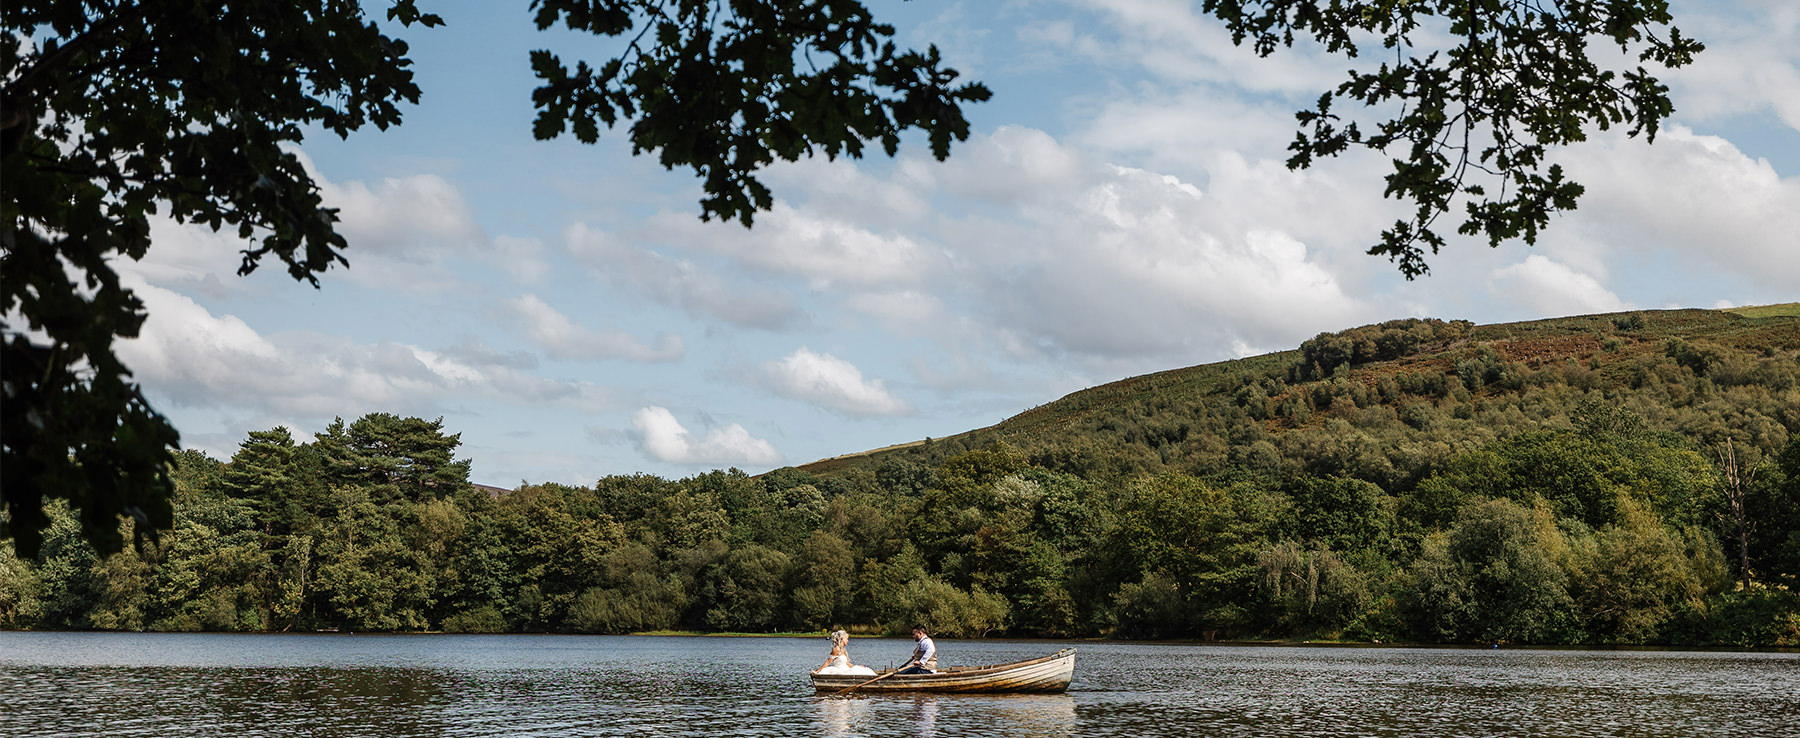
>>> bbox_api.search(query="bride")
[813,630,876,675]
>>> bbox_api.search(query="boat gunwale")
[808,647,1075,692]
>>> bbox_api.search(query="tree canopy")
[527,0,992,225]
[2,0,438,558]
[4,392,1793,645]
[1206,0,1703,278]
[1,0,986,558]
[3,0,1706,557]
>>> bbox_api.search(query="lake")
[2,632,1795,737]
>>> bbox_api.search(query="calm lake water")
[2,632,1795,737]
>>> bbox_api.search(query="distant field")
[1724,303,1800,318]
[803,439,926,466]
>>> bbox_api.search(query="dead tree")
[1717,438,1759,589]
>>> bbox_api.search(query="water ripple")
[3,634,1796,737]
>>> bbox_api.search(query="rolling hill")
[801,306,1800,484]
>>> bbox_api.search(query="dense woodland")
[3,308,1798,646]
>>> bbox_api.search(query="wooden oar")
[834,667,904,696]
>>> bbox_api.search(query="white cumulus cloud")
[320,171,485,257]
[1491,255,1631,317]
[930,131,1381,361]
[274,150,492,292]
[1550,126,1800,292]
[1666,1,1800,132]
[630,406,782,466]
[122,151,508,298]
[759,347,911,416]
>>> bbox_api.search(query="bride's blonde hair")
[829,629,849,647]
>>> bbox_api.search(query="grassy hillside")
[802,307,1800,482]
[1725,302,1800,319]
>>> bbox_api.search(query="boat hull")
[810,648,1075,694]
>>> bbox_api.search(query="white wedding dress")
[816,653,875,676]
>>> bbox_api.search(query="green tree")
[567,540,685,633]
[147,490,271,631]
[701,544,791,632]
[790,530,856,630]
[220,426,325,542]
[1256,541,1371,636]
[876,458,937,497]
[2,0,440,559]
[933,444,1027,509]
[1111,474,1284,634]
[1567,500,1710,643]
[491,484,620,628]
[441,605,510,634]
[0,538,42,628]
[169,449,226,500]
[3,0,986,559]
[889,575,1009,638]
[313,487,435,631]
[86,520,152,630]
[528,0,991,226]
[313,414,473,501]
[969,475,1078,636]
[655,489,732,550]
[409,497,468,626]
[1421,429,1718,531]
[1206,0,1702,277]
[1285,475,1394,553]
[593,473,680,531]
[568,572,686,633]
[221,428,301,504]
[913,444,1027,581]
[1295,319,1474,379]
[854,542,928,627]
[1111,572,1187,639]
[1755,437,1800,585]
[270,533,315,632]
[1404,499,1576,643]
[26,502,101,628]
[439,495,515,629]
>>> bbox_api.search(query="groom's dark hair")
[911,625,927,633]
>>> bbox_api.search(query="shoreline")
[2,628,1794,653]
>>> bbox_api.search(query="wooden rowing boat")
[810,648,1076,693]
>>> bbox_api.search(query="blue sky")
[116,1,1800,486]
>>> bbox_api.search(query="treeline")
[3,409,1798,645]
[3,311,1798,645]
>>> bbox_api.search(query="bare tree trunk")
[1718,438,1757,589]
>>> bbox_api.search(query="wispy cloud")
[118,276,616,422]
[508,294,684,362]
[564,223,802,330]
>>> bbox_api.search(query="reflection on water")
[3,633,1796,737]
[816,693,1076,738]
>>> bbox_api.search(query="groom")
[898,625,937,674]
